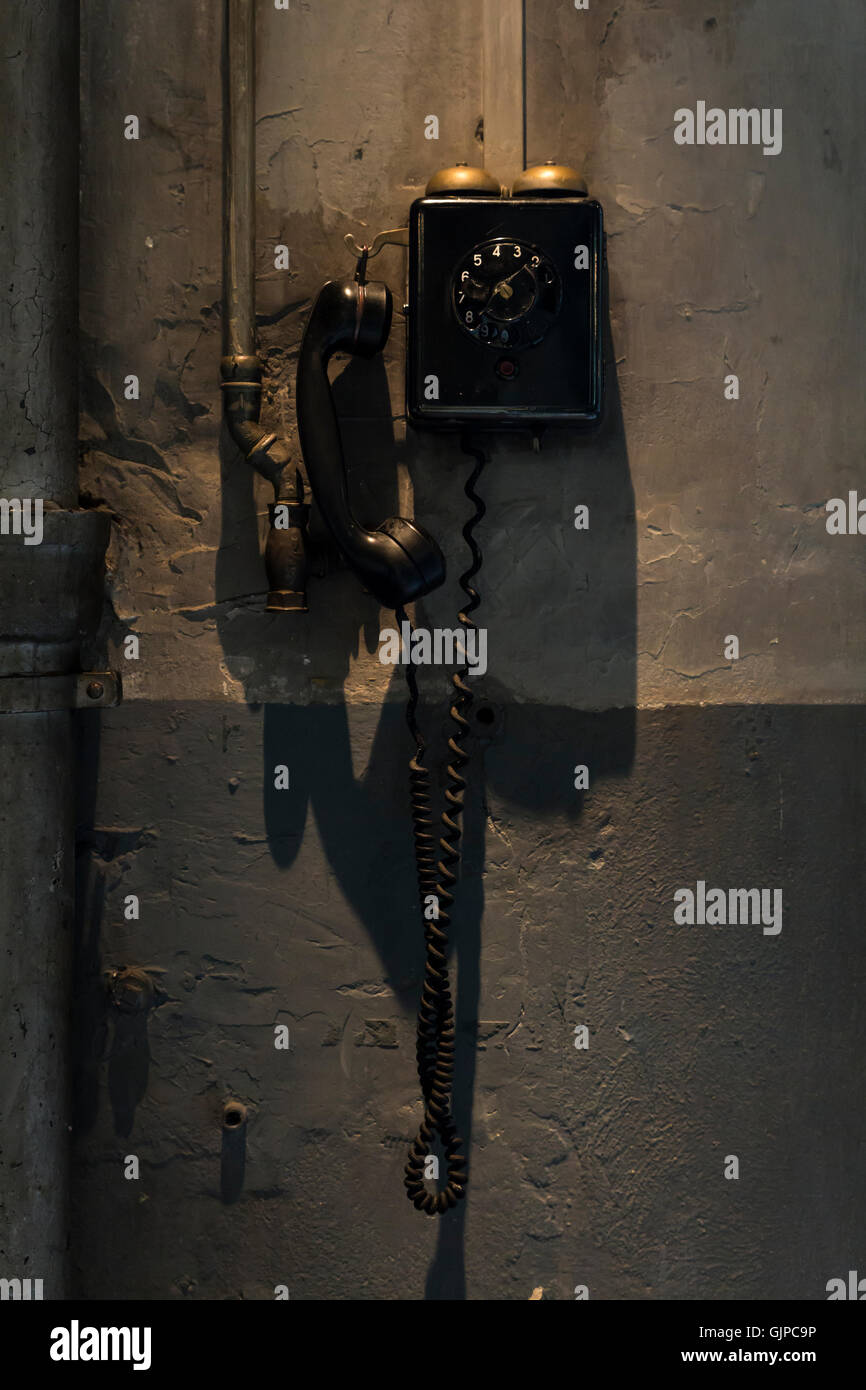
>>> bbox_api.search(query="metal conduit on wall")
[0,2,111,1298]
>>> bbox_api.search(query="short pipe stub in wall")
[265,502,309,612]
[223,1100,248,1132]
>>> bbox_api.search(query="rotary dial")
[452,238,561,349]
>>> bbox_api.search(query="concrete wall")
[69,0,865,1298]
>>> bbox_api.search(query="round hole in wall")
[475,706,496,726]
[224,1104,245,1128]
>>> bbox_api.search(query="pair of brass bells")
[426,159,587,197]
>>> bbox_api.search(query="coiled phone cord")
[397,441,487,1214]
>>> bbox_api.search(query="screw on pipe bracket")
[77,671,122,707]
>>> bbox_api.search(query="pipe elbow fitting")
[221,353,309,611]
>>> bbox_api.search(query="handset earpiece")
[296,277,445,608]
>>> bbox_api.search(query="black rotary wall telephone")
[296,160,604,1213]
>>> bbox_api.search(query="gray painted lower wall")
[71,702,866,1300]
[0,713,74,1300]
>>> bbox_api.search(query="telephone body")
[407,193,604,429]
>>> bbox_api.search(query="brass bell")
[425,163,502,197]
[512,160,587,197]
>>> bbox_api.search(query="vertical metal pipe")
[224,0,256,359]
[1,6,79,505]
[221,0,309,611]
[0,0,82,1299]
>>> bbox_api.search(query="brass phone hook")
[344,226,410,270]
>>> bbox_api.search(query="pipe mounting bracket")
[0,670,122,714]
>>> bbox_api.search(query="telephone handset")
[296,162,604,1215]
[296,274,446,608]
